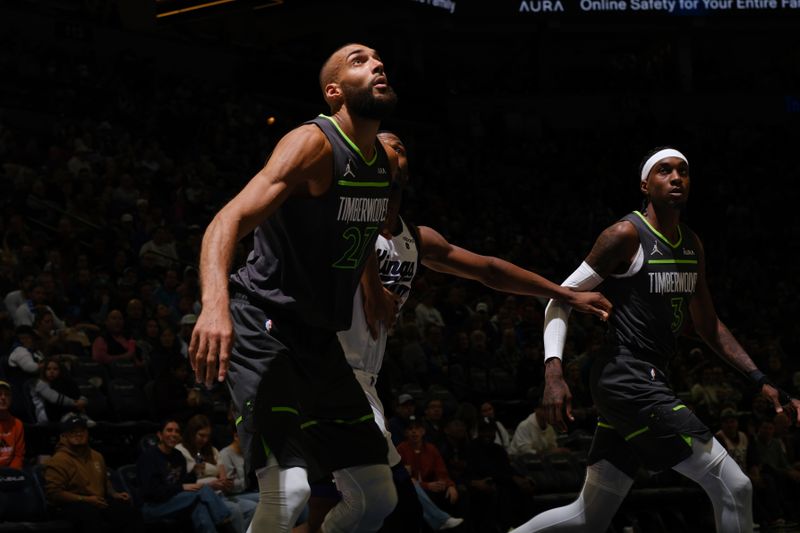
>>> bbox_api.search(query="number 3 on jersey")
[670,297,684,332]
[333,226,378,269]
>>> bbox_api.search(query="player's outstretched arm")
[688,238,800,423]
[417,225,611,320]
[542,221,639,431]
[190,125,331,387]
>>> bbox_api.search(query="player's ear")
[640,178,648,196]
[324,82,343,108]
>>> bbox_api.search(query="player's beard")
[341,82,398,120]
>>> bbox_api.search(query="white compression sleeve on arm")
[543,261,604,361]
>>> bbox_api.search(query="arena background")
[1,0,800,531]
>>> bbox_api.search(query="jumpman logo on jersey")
[343,159,356,179]
[650,242,663,256]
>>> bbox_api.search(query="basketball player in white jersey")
[334,131,612,531]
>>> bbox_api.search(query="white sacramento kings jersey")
[338,216,420,374]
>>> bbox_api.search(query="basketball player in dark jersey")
[189,44,403,533]
[510,148,800,533]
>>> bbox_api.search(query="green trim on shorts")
[272,406,300,415]
[235,415,243,426]
[673,404,687,411]
[681,434,693,447]
[597,421,615,429]
[300,413,375,430]
[624,426,650,441]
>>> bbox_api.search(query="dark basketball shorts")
[226,293,388,478]
[587,352,712,478]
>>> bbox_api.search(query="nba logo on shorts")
[650,368,656,381]
[265,319,273,332]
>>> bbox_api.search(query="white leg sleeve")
[510,459,633,533]
[321,464,397,533]
[246,455,310,533]
[672,437,753,533]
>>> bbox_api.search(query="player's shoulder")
[600,218,639,245]
[283,123,330,149]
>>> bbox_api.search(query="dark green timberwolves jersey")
[600,211,700,364]
[230,115,391,331]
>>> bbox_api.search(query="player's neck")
[643,205,681,241]
[331,110,379,159]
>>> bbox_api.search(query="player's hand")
[566,290,612,321]
[543,358,574,432]
[363,286,399,340]
[189,303,234,388]
[112,492,130,502]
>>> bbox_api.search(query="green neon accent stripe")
[337,179,389,188]
[681,434,693,447]
[634,211,683,248]
[625,426,650,441]
[647,259,698,265]
[234,415,243,426]
[301,413,374,430]
[320,115,378,166]
[272,406,300,415]
[673,404,687,411]
[261,436,271,458]
[597,421,615,429]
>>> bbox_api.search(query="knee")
[345,468,397,523]
[732,472,752,502]
[285,478,311,508]
[326,466,397,532]
[365,474,397,520]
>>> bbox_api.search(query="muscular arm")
[688,238,756,373]
[542,221,638,430]
[689,238,799,419]
[417,226,611,318]
[190,125,332,386]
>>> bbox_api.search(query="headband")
[640,149,688,183]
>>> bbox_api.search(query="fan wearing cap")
[6,325,44,379]
[43,416,143,533]
[0,380,25,469]
[511,147,800,533]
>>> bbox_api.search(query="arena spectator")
[44,415,143,533]
[31,357,92,426]
[508,403,569,459]
[136,418,233,532]
[91,309,143,366]
[0,380,25,469]
[388,393,415,446]
[177,415,253,532]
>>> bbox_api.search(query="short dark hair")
[158,417,180,433]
